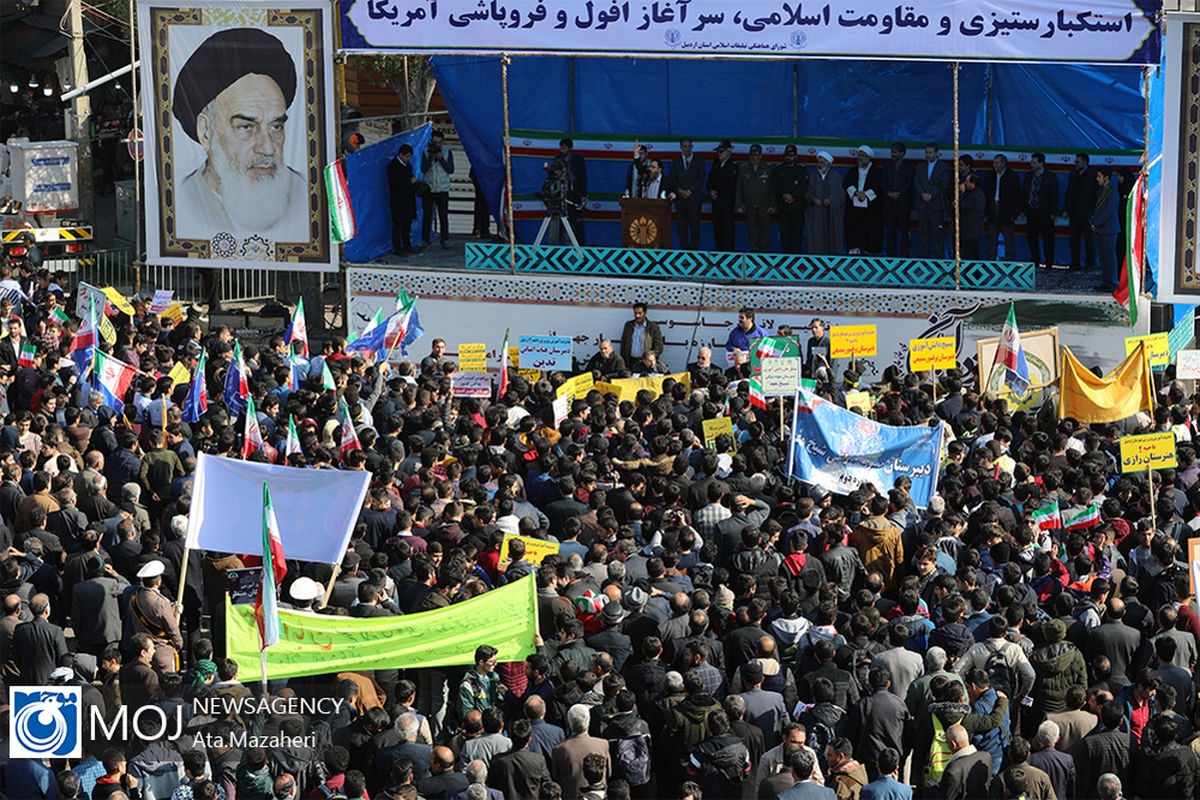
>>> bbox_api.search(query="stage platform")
[346,242,1150,399]
[355,240,1114,296]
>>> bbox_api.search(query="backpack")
[315,784,349,800]
[612,733,652,786]
[924,713,954,787]
[805,718,836,772]
[844,645,875,696]
[983,641,1018,698]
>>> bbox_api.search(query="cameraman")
[536,159,575,245]
[420,129,455,249]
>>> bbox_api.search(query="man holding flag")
[285,299,309,358]
[996,302,1030,396]
[257,482,287,683]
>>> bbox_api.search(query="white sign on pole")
[760,357,800,396]
[451,371,492,397]
[1177,349,1200,379]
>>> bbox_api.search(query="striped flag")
[285,298,309,358]
[182,350,208,423]
[348,308,383,345]
[997,303,1030,395]
[50,307,70,325]
[92,349,136,412]
[255,482,287,651]
[223,340,249,419]
[324,159,357,244]
[345,291,424,361]
[748,376,767,410]
[1031,500,1061,531]
[499,328,510,400]
[284,415,302,459]
[339,398,361,459]
[68,296,98,378]
[1114,171,1146,327]
[321,360,336,391]
[1065,503,1100,530]
[242,394,264,459]
[17,343,35,369]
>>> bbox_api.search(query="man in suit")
[1027,720,1076,800]
[71,555,129,657]
[544,478,588,539]
[913,143,952,258]
[551,703,610,800]
[983,154,1022,260]
[775,747,835,800]
[618,303,663,376]
[0,317,23,378]
[770,144,808,254]
[1023,151,1059,268]
[13,592,66,684]
[671,137,706,249]
[489,718,551,800]
[416,746,470,800]
[881,142,915,257]
[707,140,738,251]
[387,143,418,256]
[1090,166,1121,291]
[1045,685,1099,752]
[940,724,992,800]
[559,139,588,245]
[634,158,677,202]
[1084,597,1142,685]
[1064,152,1098,271]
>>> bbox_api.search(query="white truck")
[1,138,92,264]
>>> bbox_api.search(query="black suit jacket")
[1022,169,1060,215]
[418,770,470,800]
[940,749,992,800]
[1064,167,1098,218]
[983,169,1022,224]
[387,157,416,222]
[0,338,18,373]
[881,159,915,214]
[671,154,707,199]
[564,151,588,201]
[13,616,67,684]
[489,747,551,800]
[1084,621,1143,684]
[913,160,953,214]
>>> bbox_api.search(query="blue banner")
[788,389,945,508]
[344,125,433,264]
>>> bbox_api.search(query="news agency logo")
[10,687,81,759]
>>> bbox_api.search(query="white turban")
[816,150,834,164]
[858,145,874,158]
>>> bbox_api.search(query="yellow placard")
[831,324,877,359]
[167,361,191,390]
[909,337,957,371]
[497,533,561,571]
[507,346,540,381]
[557,372,596,400]
[1125,332,1170,367]
[591,372,691,402]
[458,343,487,373]
[102,286,135,316]
[97,314,116,345]
[702,416,734,449]
[1119,431,1178,473]
[160,302,184,324]
[844,390,873,414]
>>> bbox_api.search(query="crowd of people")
[534,139,1138,292]
[0,268,1195,800]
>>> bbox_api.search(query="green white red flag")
[1114,170,1145,327]
[324,159,356,244]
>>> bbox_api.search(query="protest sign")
[831,325,877,358]
[149,289,174,314]
[760,357,800,396]
[498,533,562,571]
[518,335,572,370]
[161,302,184,324]
[749,336,802,375]
[102,286,136,316]
[186,454,369,564]
[1119,431,1178,472]
[593,372,690,402]
[703,416,734,449]
[457,343,487,373]
[451,371,492,397]
[909,337,957,371]
[557,372,595,401]
[227,575,539,680]
[844,390,873,413]
[789,389,944,508]
[167,361,191,390]
[511,346,540,381]
[1125,332,1170,367]
[1178,349,1200,379]
[76,282,109,318]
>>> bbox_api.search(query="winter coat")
[850,515,902,589]
[826,759,868,800]
[1131,740,1200,800]
[1029,620,1087,714]
[911,696,1008,787]
[687,732,751,800]
[668,693,723,767]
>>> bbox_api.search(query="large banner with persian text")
[340,0,1159,64]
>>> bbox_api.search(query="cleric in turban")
[173,28,308,243]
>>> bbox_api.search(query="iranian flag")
[1065,503,1100,530]
[242,394,264,459]
[1114,171,1146,327]
[17,343,35,368]
[748,376,767,410]
[284,415,302,459]
[255,482,287,652]
[339,398,361,458]
[1031,500,1061,531]
[285,298,309,358]
[92,349,136,412]
[498,327,511,401]
[324,159,356,243]
[321,360,336,391]
[50,307,70,325]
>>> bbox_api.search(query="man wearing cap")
[844,146,883,255]
[771,145,809,254]
[121,560,183,672]
[707,140,738,251]
[172,28,307,242]
[806,152,845,255]
[670,137,706,249]
[736,144,773,253]
[585,601,633,672]
[283,576,322,610]
[881,142,915,256]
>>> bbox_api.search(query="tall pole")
[952,61,961,290]
[68,0,94,223]
[129,0,142,294]
[502,55,516,274]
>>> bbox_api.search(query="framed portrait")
[137,0,336,271]
[976,326,1060,409]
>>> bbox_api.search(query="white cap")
[136,560,165,579]
[289,576,322,602]
[816,150,834,164]
[858,145,874,159]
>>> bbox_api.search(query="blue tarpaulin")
[343,124,433,264]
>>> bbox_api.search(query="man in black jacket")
[1063,152,1097,271]
[387,144,418,255]
[940,723,993,800]
[13,592,66,684]
[983,154,1022,260]
[707,141,738,252]
[881,143,915,257]
[1023,152,1059,267]
[670,137,706,250]
[489,718,551,799]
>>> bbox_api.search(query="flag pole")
[174,546,189,620]
[260,647,269,695]
[1149,462,1157,533]
[320,563,341,608]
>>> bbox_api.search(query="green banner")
[226,576,539,680]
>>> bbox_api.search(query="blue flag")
[787,389,945,509]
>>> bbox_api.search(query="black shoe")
[441,240,450,249]
[412,244,427,253]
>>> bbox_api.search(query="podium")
[619,198,672,249]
